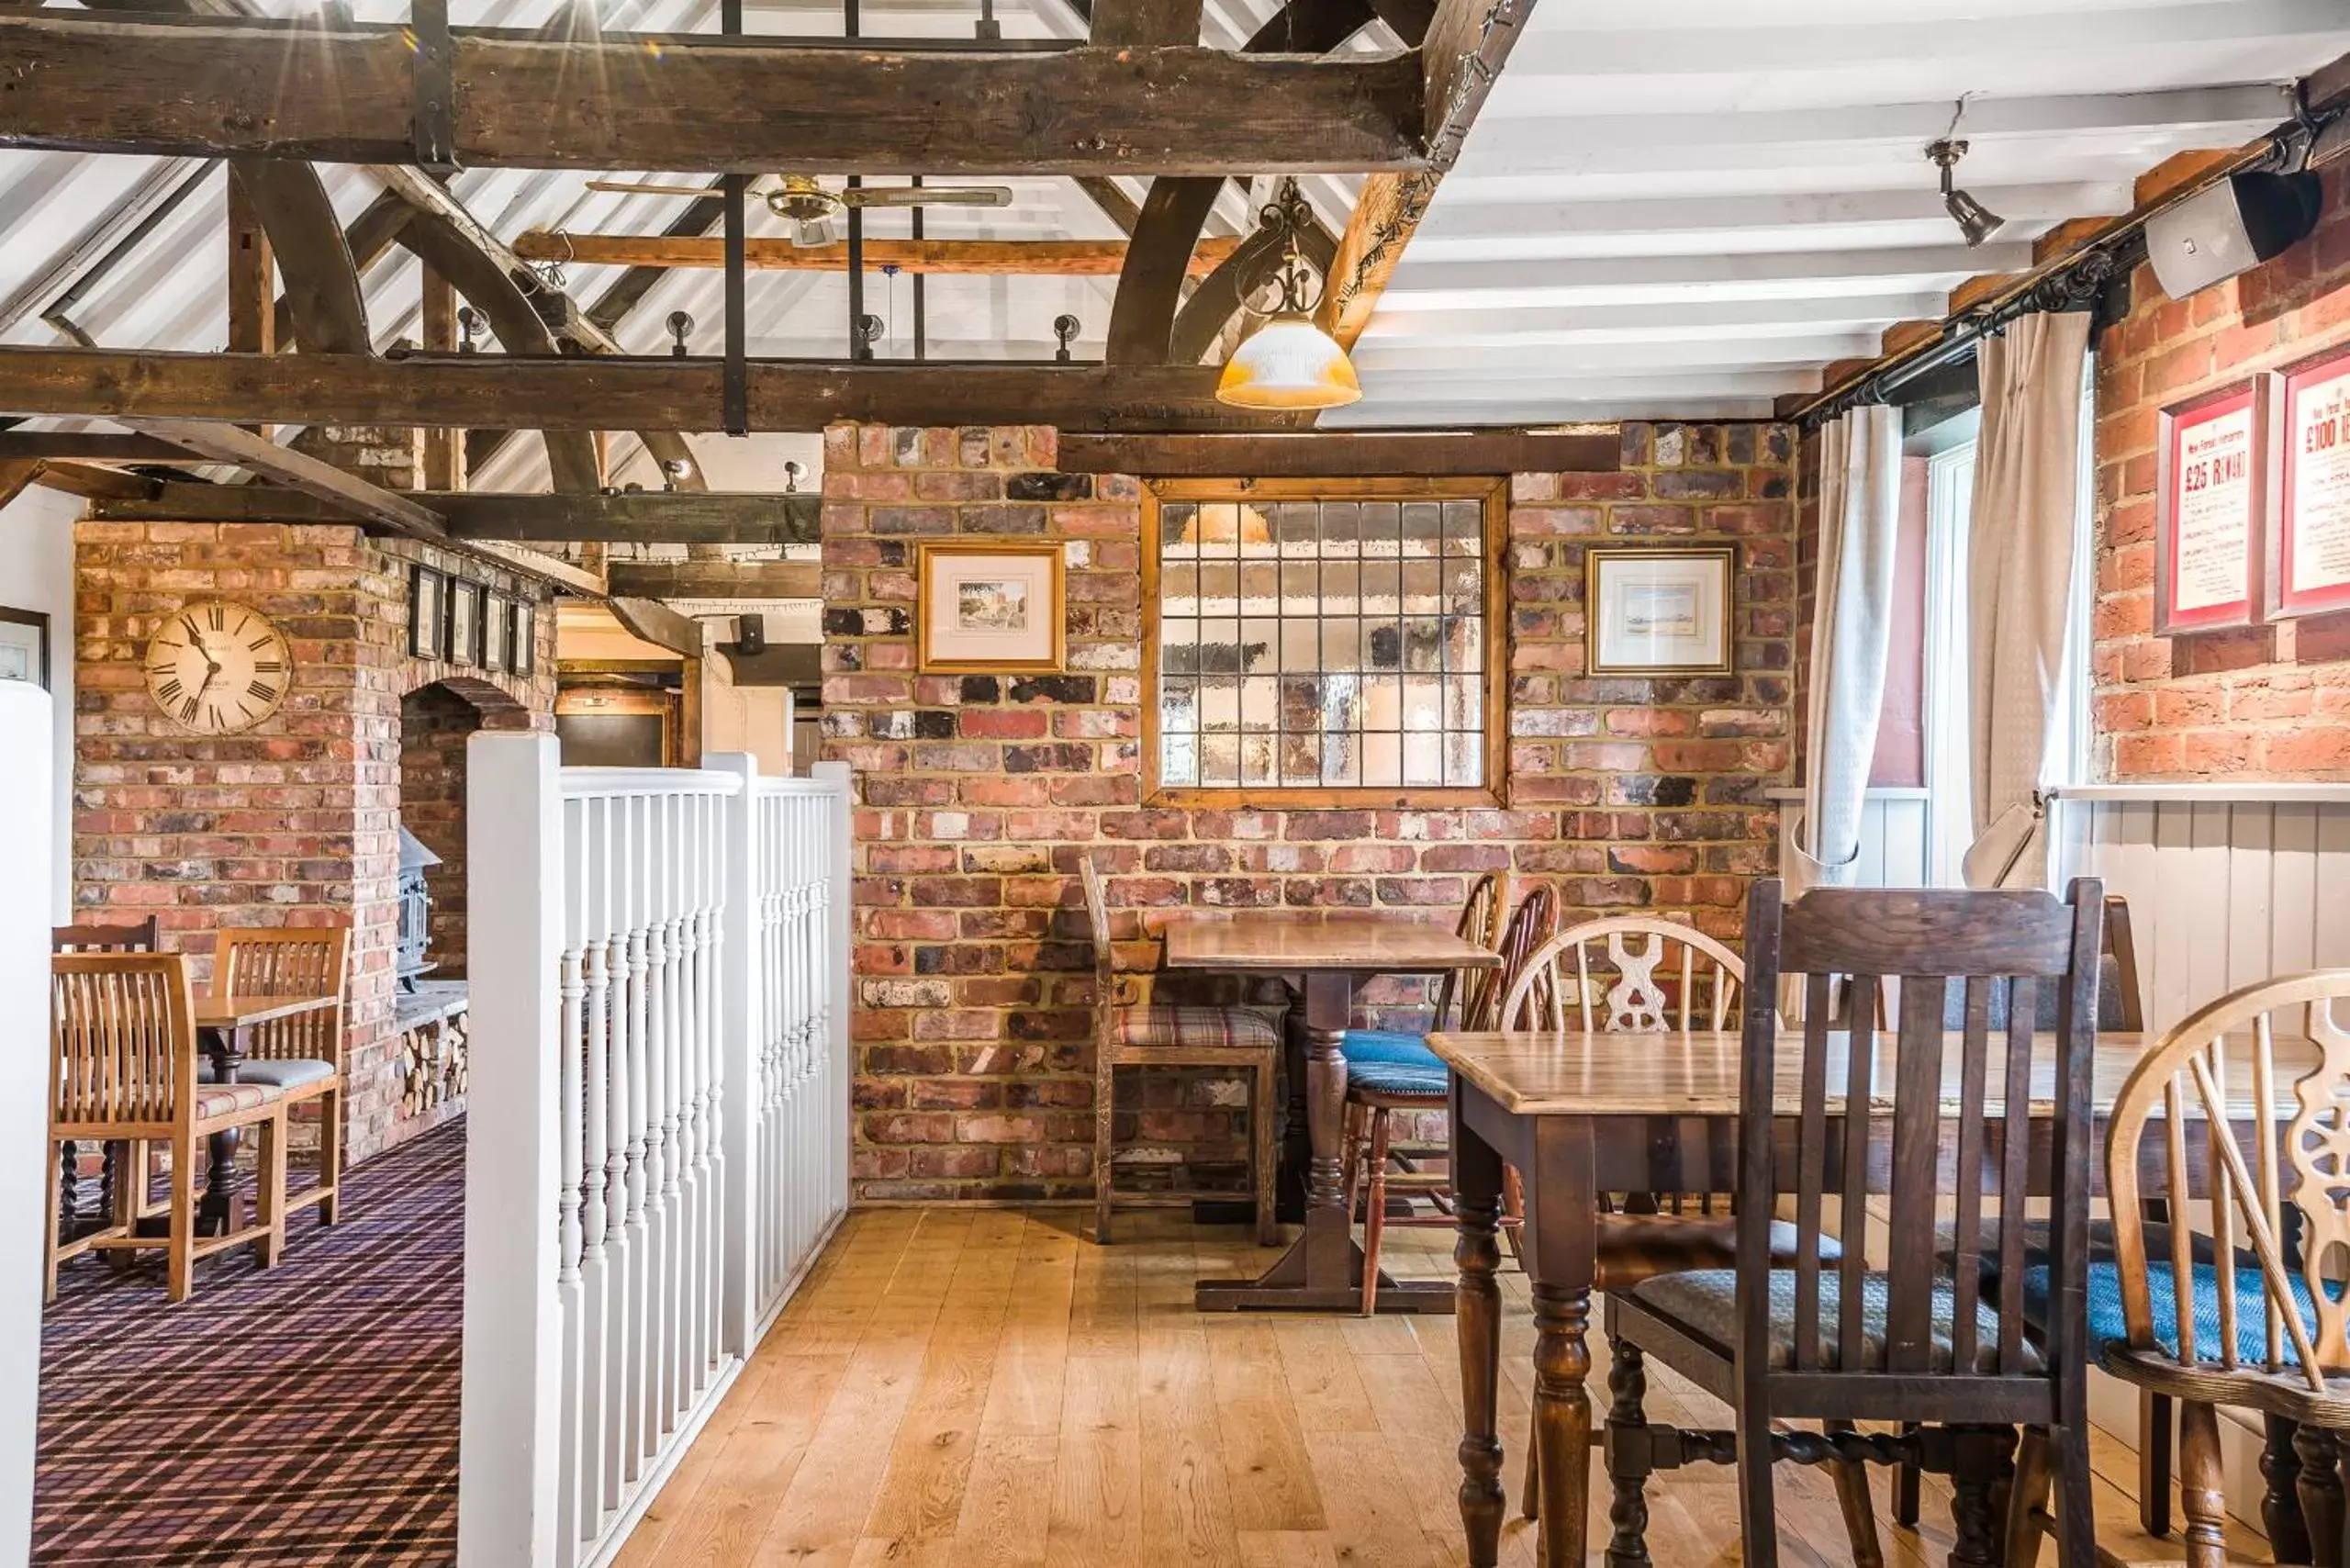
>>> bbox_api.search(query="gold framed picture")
[916,541,1066,674]
[1585,545,1735,677]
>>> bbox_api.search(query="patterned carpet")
[36,1121,464,1565]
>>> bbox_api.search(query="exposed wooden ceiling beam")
[512,233,1246,277]
[84,482,821,544]
[0,432,196,463]
[275,190,411,349]
[1319,0,1538,349]
[30,462,161,501]
[0,17,1425,175]
[0,347,1307,433]
[609,598,706,658]
[0,457,45,511]
[226,162,371,355]
[607,560,823,600]
[1057,429,1618,476]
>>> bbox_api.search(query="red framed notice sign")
[2276,346,2350,621]
[2155,379,2269,635]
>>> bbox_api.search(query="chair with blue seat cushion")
[1083,857,1283,1248]
[2003,967,2350,1568]
[1342,872,1547,1315]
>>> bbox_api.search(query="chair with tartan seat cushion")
[1084,856,1282,1247]
[2004,968,2350,1568]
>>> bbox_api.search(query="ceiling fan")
[583,174,1014,247]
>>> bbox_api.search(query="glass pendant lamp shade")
[1214,312,1362,409]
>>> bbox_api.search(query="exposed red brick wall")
[73,521,553,1164]
[2094,164,2350,779]
[820,420,1798,1203]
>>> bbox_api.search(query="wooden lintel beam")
[1056,429,1619,476]
[606,560,823,600]
[0,457,45,510]
[88,483,822,545]
[31,461,161,501]
[0,348,1308,434]
[0,17,1425,175]
[513,233,1245,277]
[129,420,449,538]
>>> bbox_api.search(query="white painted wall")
[0,681,52,1564]
[0,486,75,921]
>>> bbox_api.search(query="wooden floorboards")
[615,1208,2276,1568]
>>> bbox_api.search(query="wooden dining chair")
[50,917,162,1236]
[211,924,351,1225]
[1601,879,2107,1568]
[1342,881,1557,1316]
[48,951,289,1303]
[2001,967,2350,1568]
[1084,857,1282,1246]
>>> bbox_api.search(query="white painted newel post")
[460,732,565,1568]
[0,682,53,1568]
[814,759,853,1219]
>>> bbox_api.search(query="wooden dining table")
[1424,1025,2306,1568]
[190,990,337,1234]
[1164,908,1501,1313]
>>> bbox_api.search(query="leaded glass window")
[1147,482,1499,799]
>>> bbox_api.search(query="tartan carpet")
[36,1121,464,1565]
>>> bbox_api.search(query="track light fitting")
[1928,139,2005,248]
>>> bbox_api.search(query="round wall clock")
[143,599,294,735]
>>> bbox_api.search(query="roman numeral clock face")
[144,599,293,735]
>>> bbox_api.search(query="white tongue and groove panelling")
[1326,0,2350,429]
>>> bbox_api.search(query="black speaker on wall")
[735,613,767,655]
[2147,171,2322,300]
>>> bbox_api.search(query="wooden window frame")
[1141,475,1509,810]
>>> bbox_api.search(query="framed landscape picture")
[1585,546,1734,676]
[408,566,446,660]
[916,542,1065,674]
[2274,346,2350,622]
[482,593,509,674]
[2154,378,2271,634]
[447,579,481,667]
[510,599,537,676]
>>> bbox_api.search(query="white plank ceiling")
[1323,0,2350,427]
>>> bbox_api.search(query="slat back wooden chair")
[213,924,351,1224]
[50,918,161,1232]
[2001,969,2350,1568]
[1084,856,1282,1247]
[47,952,288,1303]
[1602,879,2108,1568]
[1345,882,1558,1315]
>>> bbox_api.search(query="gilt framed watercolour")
[1585,546,1734,677]
[916,542,1065,674]
[2275,347,2350,622]
[2155,378,2270,635]
[408,566,446,660]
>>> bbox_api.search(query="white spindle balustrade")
[462,738,852,1568]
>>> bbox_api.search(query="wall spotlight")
[1927,139,2005,248]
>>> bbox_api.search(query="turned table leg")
[1452,1083,1506,1568]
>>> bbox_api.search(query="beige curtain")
[1964,311,2091,889]
[1786,405,1903,901]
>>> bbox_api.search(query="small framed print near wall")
[916,541,1066,674]
[510,599,537,676]
[1585,546,1734,677]
[2155,377,2272,634]
[482,594,509,674]
[0,606,49,689]
[408,566,447,660]
[447,580,481,667]
[2274,345,2350,622]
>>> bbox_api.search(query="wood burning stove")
[397,824,441,992]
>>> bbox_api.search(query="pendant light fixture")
[1216,184,1361,411]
